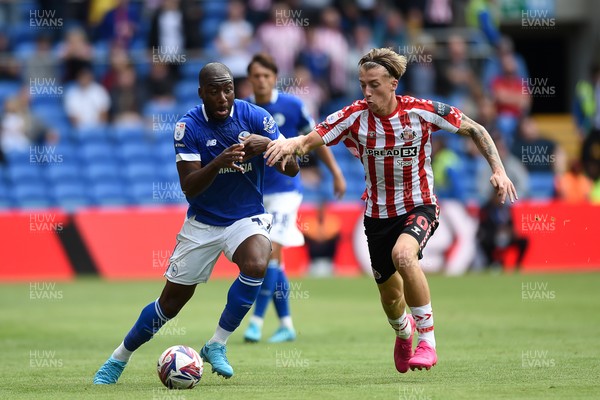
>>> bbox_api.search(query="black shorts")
[364,205,439,284]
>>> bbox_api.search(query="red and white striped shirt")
[315,95,462,218]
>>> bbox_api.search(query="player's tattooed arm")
[456,114,503,173]
[456,113,518,203]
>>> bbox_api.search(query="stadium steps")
[532,114,580,162]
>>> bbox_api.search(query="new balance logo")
[206,139,217,146]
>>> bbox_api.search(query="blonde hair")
[358,48,407,79]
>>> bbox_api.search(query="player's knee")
[392,245,418,269]
[239,258,268,279]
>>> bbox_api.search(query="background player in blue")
[242,53,346,343]
[93,62,299,383]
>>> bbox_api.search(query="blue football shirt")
[246,90,314,195]
[174,99,280,226]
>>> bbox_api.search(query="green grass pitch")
[2,273,599,399]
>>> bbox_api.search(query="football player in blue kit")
[243,53,346,343]
[94,62,299,383]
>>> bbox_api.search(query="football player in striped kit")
[265,48,517,373]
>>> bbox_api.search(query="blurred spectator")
[482,36,528,92]
[109,64,145,124]
[1,95,57,154]
[256,3,306,79]
[312,7,349,97]
[303,202,341,277]
[578,66,600,184]
[64,67,111,128]
[215,0,254,78]
[511,117,561,174]
[24,34,58,81]
[292,64,326,121]
[245,0,272,26]
[296,27,331,88]
[555,160,592,203]
[101,45,131,92]
[149,0,201,53]
[424,0,453,28]
[478,136,529,200]
[431,137,461,199]
[490,51,531,144]
[93,0,138,48]
[146,63,176,101]
[0,31,20,82]
[441,34,480,115]
[403,33,438,99]
[346,24,377,99]
[477,191,529,271]
[59,27,94,83]
[376,6,407,49]
[465,0,501,46]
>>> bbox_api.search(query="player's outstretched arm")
[177,143,246,198]
[314,146,346,199]
[456,114,518,203]
[240,134,299,177]
[264,130,324,168]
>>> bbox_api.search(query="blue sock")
[218,273,264,332]
[273,268,291,318]
[123,300,169,351]
[253,261,279,319]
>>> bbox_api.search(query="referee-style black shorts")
[364,205,439,284]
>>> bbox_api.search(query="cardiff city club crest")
[400,128,416,141]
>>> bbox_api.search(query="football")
[157,345,203,389]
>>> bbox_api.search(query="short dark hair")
[247,53,278,75]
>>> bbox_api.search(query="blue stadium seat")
[72,125,110,144]
[129,181,158,205]
[11,182,52,209]
[44,162,81,183]
[116,142,154,162]
[0,178,13,209]
[0,81,22,103]
[175,80,199,103]
[181,60,205,79]
[79,142,115,163]
[82,161,121,183]
[5,163,43,183]
[123,161,158,182]
[89,182,128,206]
[51,182,90,211]
[154,141,175,164]
[112,124,146,143]
[529,172,555,199]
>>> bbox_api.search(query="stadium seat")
[0,81,22,104]
[5,163,43,183]
[89,182,128,206]
[528,172,556,199]
[116,142,154,162]
[44,162,81,183]
[123,161,158,182]
[11,182,52,208]
[128,181,158,205]
[72,125,109,144]
[112,124,146,143]
[79,142,115,163]
[82,161,121,183]
[51,182,90,211]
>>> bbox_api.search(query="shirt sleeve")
[314,101,365,145]
[174,118,201,163]
[407,99,463,133]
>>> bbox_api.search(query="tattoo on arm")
[457,114,504,172]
